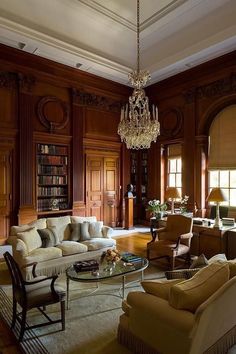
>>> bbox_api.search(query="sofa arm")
[15,238,28,259]
[102,225,113,238]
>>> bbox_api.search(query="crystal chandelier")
[118,0,160,150]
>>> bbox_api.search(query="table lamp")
[165,187,181,214]
[206,188,227,228]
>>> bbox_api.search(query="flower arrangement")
[147,199,167,217]
[101,248,121,264]
[179,195,189,213]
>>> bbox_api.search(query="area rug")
[0,265,164,354]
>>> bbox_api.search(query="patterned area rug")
[0,265,164,354]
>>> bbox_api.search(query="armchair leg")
[170,257,175,270]
[61,301,65,331]
[19,308,27,342]
[11,298,17,329]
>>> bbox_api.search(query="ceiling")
[0,0,236,86]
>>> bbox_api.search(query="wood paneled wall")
[0,42,236,242]
[147,51,236,217]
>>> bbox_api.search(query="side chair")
[4,251,66,341]
[147,214,193,270]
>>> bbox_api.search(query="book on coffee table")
[121,252,142,263]
[73,259,99,272]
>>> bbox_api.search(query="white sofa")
[118,260,236,354]
[8,216,116,279]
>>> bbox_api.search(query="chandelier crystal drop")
[118,0,160,150]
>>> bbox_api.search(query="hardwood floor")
[114,232,150,258]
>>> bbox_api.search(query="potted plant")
[147,199,167,219]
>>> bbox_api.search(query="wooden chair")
[147,214,193,270]
[4,251,66,341]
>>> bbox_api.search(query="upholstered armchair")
[147,214,193,269]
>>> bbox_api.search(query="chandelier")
[118,0,160,150]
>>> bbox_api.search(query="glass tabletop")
[66,256,149,282]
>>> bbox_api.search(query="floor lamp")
[206,188,227,228]
[165,187,181,214]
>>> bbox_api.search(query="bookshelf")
[130,150,148,223]
[36,143,69,212]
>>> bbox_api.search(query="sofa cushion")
[227,260,236,278]
[47,216,71,242]
[10,219,47,236]
[69,223,81,241]
[169,261,229,312]
[81,238,116,251]
[89,221,103,238]
[56,241,88,256]
[208,253,227,264]
[37,228,59,247]
[70,216,97,224]
[24,246,62,264]
[165,268,200,280]
[141,279,183,300]
[17,227,42,253]
[80,222,91,241]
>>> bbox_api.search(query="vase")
[155,211,163,220]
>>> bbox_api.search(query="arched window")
[208,105,236,206]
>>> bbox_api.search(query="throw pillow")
[10,224,31,236]
[190,253,208,269]
[141,279,183,300]
[169,261,229,312]
[165,268,200,280]
[80,222,90,241]
[89,221,103,238]
[28,218,47,230]
[17,227,42,253]
[208,253,227,264]
[70,216,97,224]
[37,228,59,247]
[47,216,71,241]
[69,223,81,241]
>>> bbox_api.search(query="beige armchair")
[147,214,193,269]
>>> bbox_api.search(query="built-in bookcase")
[36,143,69,212]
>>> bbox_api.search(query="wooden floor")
[0,232,151,354]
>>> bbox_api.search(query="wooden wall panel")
[84,109,120,141]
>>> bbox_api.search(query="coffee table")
[66,256,148,309]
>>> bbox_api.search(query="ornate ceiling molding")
[184,73,236,103]
[71,89,122,113]
[0,71,16,89]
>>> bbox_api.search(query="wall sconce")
[165,187,181,214]
[206,187,227,228]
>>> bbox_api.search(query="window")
[208,105,236,207]
[167,144,182,197]
[209,170,236,206]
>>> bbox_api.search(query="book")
[74,259,99,272]
[121,252,142,263]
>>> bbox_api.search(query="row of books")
[37,175,67,185]
[37,197,68,211]
[38,155,68,165]
[38,144,67,155]
[38,186,67,196]
[38,165,67,175]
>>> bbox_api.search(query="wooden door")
[86,154,119,226]
[104,157,118,227]
[0,147,12,244]
[86,156,103,221]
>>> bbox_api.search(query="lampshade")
[165,187,181,200]
[206,188,227,203]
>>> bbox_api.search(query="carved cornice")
[71,88,122,112]
[18,73,36,93]
[37,96,69,133]
[184,73,236,103]
[0,71,16,89]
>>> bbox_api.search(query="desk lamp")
[206,188,227,228]
[165,187,181,214]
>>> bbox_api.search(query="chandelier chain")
[137,0,140,73]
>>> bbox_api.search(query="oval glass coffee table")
[66,256,149,309]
